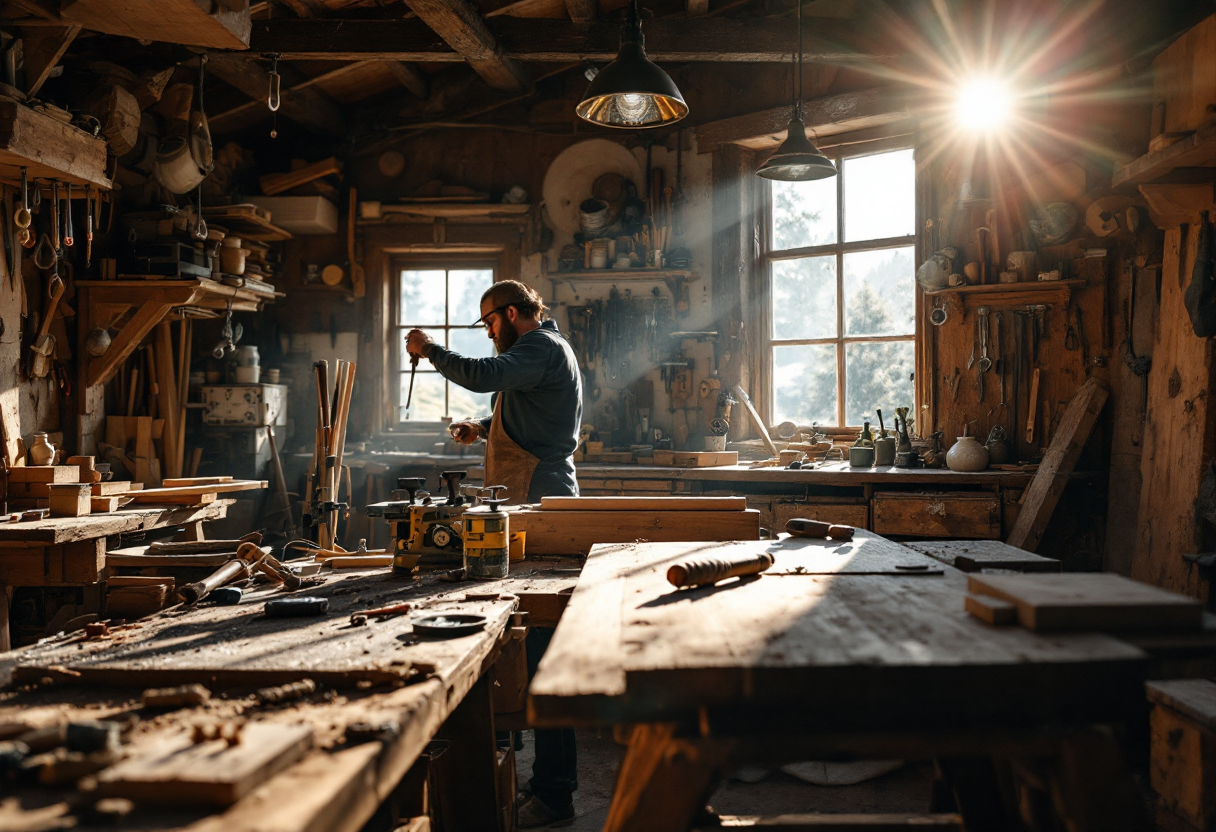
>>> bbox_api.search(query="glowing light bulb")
[955,77,1013,131]
[617,93,650,123]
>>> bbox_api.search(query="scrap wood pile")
[306,359,356,551]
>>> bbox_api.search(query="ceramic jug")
[946,435,989,472]
[28,433,55,466]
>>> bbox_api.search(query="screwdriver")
[406,352,419,418]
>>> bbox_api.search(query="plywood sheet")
[968,573,1203,632]
[905,540,1061,573]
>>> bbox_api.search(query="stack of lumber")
[307,360,356,550]
[510,496,760,556]
[8,462,138,516]
[964,572,1204,631]
[115,476,266,506]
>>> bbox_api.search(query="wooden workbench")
[529,532,1153,831]
[0,558,580,832]
[0,501,234,651]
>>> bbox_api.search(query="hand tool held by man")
[404,280,582,828]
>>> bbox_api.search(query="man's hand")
[448,421,483,445]
[405,329,434,360]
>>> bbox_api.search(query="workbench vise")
[366,472,469,573]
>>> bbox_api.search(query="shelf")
[549,269,696,282]
[1112,121,1216,187]
[0,100,111,189]
[925,278,1088,310]
[78,279,275,388]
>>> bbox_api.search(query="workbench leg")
[173,521,206,542]
[933,757,1015,832]
[1047,726,1152,832]
[0,582,9,652]
[603,724,726,832]
[432,674,505,831]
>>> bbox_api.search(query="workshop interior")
[0,1,1214,830]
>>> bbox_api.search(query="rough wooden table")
[0,562,540,832]
[529,532,1153,832]
[0,500,235,651]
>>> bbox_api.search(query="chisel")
[405,353,419,418]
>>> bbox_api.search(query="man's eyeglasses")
[474,304,512,330]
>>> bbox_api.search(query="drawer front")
[747,499,870,532]
[872,493,1000,539]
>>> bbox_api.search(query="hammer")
[30,277,65,379]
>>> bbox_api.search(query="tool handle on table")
[667,551,774,588]
[179,559,250,605]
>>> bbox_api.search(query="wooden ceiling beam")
[22,24,80,97]
[208,60,370,134]
[400,0,530,92]
[248,17,877,63]
[564,0,597,24]
[208,53,347,138]
[695,87,915,152]
[385,61,431,98]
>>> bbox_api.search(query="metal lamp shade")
[577,24,687,128]
[756,117,837,181]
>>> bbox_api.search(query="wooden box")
[48,483,92,517]
[9,465,81,484]
[771,499,869,532]
[871,492,1000,539]
[1148,680,1216,830]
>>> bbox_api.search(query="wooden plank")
[565,0,596,23]
[9,465,80,483]
[400,0,530,92]
[964,594,1017,626]
[697,87,913,152]
[704,815,964,830]
[162,476,233,487]
[250,17,876,63]
[97,723,314,805]
[1112,119,1216,186]
[385,61,430,99]
[87,288,199,388]
[763,532,943,575]
[0,500,231,546]
[1005,379,1108,552]
[538,496,746,511]
[20,25,80,98]
[119,480,267,501]
[905,541,1061,573]
[60,0,251,49]
[1150,702,1216,830]
[968,573,1203,632]
[155,323,180,481]
[509,508,760,555]
[259,157,342,197]
[0,99,109,189]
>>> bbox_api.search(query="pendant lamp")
[756,0,836,181]
[576,0,688,129]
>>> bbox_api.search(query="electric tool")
[367,471,469,573]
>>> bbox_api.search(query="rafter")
[248,17,878,63]
[208,54,347,139]
[209,60,371,134]
[401,0,530,92]
[386,61,431,98]
[565,0,597,24]
[22,24,80,97]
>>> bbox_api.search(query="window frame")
[389,256,498,427]
[762,142,919,429]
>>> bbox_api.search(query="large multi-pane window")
[767,146,917,427]
[394,264,495,422]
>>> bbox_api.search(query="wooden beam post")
[401,0,530,92]
[711,144,756,432]
[385,61,430,99]
[564,0,597,24]
[21,24,80,97]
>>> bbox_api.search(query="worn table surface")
[529,531,1148,732]
[0,501,234,547]
[0,562,541,832]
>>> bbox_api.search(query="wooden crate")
[510,508,761,555]
[872,492,1000,539]
[1149,680,1216,831]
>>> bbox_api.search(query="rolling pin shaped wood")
[786,518,855,541]
[667,551,775,588]
[179,559,250,605]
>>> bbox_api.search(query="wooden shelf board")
[0,100,111,189]
[378,203,532,219]
[1113,121,1216,187]
[550,269,697,282]
[925,278,1087,297]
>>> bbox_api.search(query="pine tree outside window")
[766,146,917,428]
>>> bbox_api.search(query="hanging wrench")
[977,307,992,372]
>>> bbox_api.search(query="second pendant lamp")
[756,0,836,181]
[576,0,688,129]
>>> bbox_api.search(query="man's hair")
[481,280,548,320]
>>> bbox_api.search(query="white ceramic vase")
[28,433,55,466]
[946,436,989,472]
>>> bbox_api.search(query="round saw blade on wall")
[542,139,643,236]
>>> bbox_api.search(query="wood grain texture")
[401,0,530,92]
[530,534,1145,728]
[0,100,110,189]
[0,500,231,546]
[1147,679,1216,730]
[538,496,746,511]
[968,573,1203,632]
[872,492,1000,539]
[1150,704,1216,830]
[1131,226,1215,597]
[509,508,760,555]
[207,54,347,139]
[905,540,1061,573]
[59,0,251,49]
[14,569,516,689]
[96,723,314,806]
[1005,378,1108,552]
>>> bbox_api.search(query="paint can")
[463,502,509,580]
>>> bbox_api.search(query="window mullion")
[835,154,846,427]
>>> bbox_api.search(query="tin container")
[463,506,510,579]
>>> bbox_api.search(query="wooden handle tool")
[667,551,774,588]
[785,518,855,541]
[1025,367,1041,444]
[179,559,250,605]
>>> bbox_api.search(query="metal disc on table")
[411,613,487,637]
